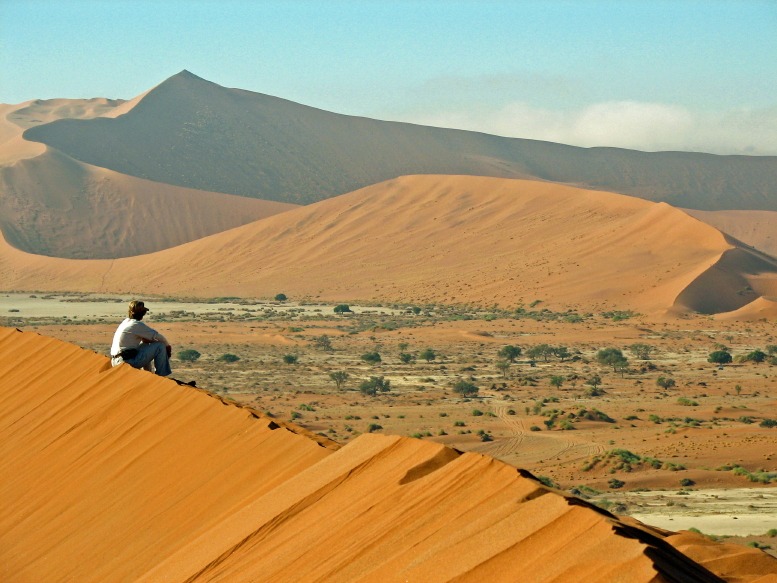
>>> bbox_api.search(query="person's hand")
[166,345,172,358]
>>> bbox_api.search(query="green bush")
[361,352,382,364]
[453,421,465,427]
[760,418,777,428]
[283,354,298,364]
[334,304,352,314]
[177,349,201,362]
[680,478,695,487]
[608,478,625,489]
[367,423,382,433]
[529,425,541,431]
[399,352,413,363]
[217,353,240,362]
[708,350,732,364]
[471,409,484,416]
[677,397,698,406]
[274,293,287,301]
[419,348,437,362]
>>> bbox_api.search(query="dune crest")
[3,326,776,582]
[1,175,775,315]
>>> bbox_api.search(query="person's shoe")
[171,378,197,387]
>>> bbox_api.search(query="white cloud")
[396,101,777,156]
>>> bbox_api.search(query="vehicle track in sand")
[471,397,605,465]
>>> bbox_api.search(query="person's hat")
[128,300,149,316]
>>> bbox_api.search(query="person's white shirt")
[111,318,169,357]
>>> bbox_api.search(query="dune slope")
[685,209,777,258]
[0,148,297,258]
[22,70,777,210]
[3,326,776,582]
[1,175,775,316]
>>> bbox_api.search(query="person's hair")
[128,300,146,319]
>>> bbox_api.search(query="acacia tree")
[656,376,676,389]
[419,348,437,363]
[329,371,350,390]
[629,343,654,360]
[550,375,564,389]
[596,348,628,371]
[708,350,732,364]
[452,380,479,397]
[360,376,391,396]
[553,346,571,361]
[498,345,521,362]
[496,361,510,378]
[586,374,602,390]
[527,344,553,361]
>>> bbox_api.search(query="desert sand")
[0,175,775,317]
[2,325,776,582]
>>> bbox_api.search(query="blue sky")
[2,0,775,154]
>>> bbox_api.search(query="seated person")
[111,300,172,376]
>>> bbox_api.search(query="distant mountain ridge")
[24,70,777,210]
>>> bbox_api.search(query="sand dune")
[685,209,777,258]
[0,148,297,258]
[3,325,776,582]
[22,70,777,210]
[1,175,775,316]
[0,95,298,258]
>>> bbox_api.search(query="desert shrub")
[361,351,382,364]
[677,397,698,406]
[419,348,437,362]
[471,409,484,416]
[629,343,654,360]
[314,335,332,351]
[656,376,676,389]
[529,425,541,431]
[217,353,240,362]
[334,304,352,314]
[283,354,298,364]
[608,478,625,489]
[766,529,777,537]
[760,418,777,428]
[507,409,516,415]
[399,352,413,363]
[274,293,287,301]
[453,420,466,427]
[367,423,382,433]
[745,350,767,364]
[177,349,201,362]
[537,476,558,488]
[680,478,695,487]
[290,411,300,420]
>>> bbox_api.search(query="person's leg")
[127,342,171,376]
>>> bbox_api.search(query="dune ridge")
[1,175,775,316]
[3,326,776,582]
[22,70,777,210]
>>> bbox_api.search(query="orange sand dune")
[685,209,777,259]
[0,148,297,258]
[1,175,775,316]
[3,326,776,582]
